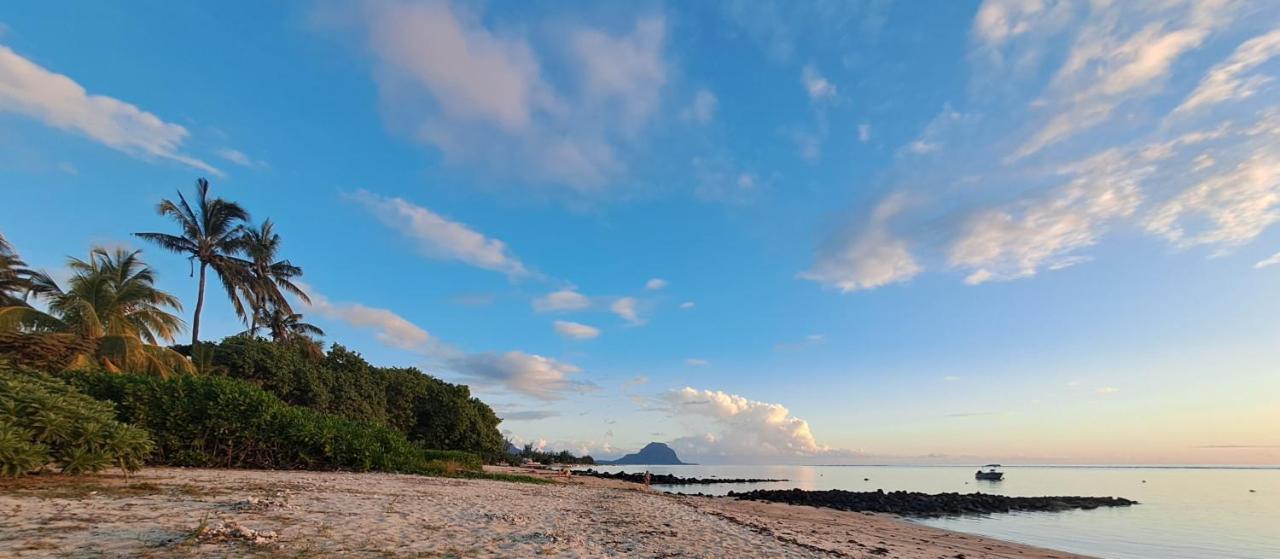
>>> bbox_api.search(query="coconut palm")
[0,233,36,306]
[0,247,192,376]
[133,178,250,346]
[238,220,310,333]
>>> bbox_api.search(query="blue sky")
[2,1,1279,464]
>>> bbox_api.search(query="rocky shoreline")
[725,488,1137,517]
[577,469,787,485]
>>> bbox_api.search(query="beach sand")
[0,466,1091,558]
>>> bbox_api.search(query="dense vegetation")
[502,442,595,466]
[0,364,153,477]
[0,179,518,479]
[195,336,505,459]
[67,369,482,474]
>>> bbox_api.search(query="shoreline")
[0,466,1093,558]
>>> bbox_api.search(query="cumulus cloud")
[800,194,922,292]
[644,278,668,290]
[611,296,643,324]
[659,387,841,461]
[449,351,593,401]
[532,289,592,312]
[333,1,668,191]
[352,190,529,278]
[0,45,219,175]
[553,320,600,340]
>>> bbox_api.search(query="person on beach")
[644,471,652,487]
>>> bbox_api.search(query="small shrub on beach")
[66,370,481,475]
[0,366,152,477]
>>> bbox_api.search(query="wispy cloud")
[553,320,600,340]
[352,190,529,278]
[800,194,921,292]
[0,45,220,175]
[532,289,591,312]
[684,358,709,366]
[611,296,643,324]
[328,1,669,192]
[644,278,668,290]
[216,148,268,169]
[449,351,594,401]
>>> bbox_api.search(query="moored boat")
[975,464,1004,481]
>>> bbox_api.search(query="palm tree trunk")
[192,261,207,347]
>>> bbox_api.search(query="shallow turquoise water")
[586,464,1279,558]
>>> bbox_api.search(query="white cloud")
[532,289,591,312]
[679,301,695,309]
[950,151,1143,283]
[1144,151,1280,249]
[611,296,642,324]
[644,278,668,290]
[450,351,592,401]
[216,148,267,169]
[1255,251,1280,269]
[0,45,220,176]
[857,123,871,142]
[684,358,709,366]
[352,190,529,278]
[801,64,836,101]
[553,320,600,340]
[571,16,667,128]
[1006,1,1236,161]
[660,387,834,460]
[1176,29,1280,114]
[800,194,922,292]
[302,284,437,351]
[340,1,669,191]
[681,88,717,124]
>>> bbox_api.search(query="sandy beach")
[0,467,1092,558]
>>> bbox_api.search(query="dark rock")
[725,488,1137,517]
[577,469,787,485]
[597,442,689,465]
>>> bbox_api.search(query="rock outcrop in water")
[597,442,689,465]
[726,488,1137,517]
[578,469,787,485]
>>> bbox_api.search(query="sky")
[2,0,1279,465]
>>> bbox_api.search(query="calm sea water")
[585,464,1279,559]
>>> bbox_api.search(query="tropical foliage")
[68,370,482,474]
[206,336,505,459]
[0,248,193,376]
[0,364,153,477]
[0,233,37,307]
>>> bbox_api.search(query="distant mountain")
[505,441,521,456]
[599,442,690,465]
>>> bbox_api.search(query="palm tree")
[238,220,310,333]
[0,247,192,376]
[133,178,250,346]
[0,233,36,306]
[258,307,325,342]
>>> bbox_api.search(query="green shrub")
[197,337,504,459]
[66,370,481,475]
[0,366,152,477]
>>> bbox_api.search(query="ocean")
[585,464,1278,558]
